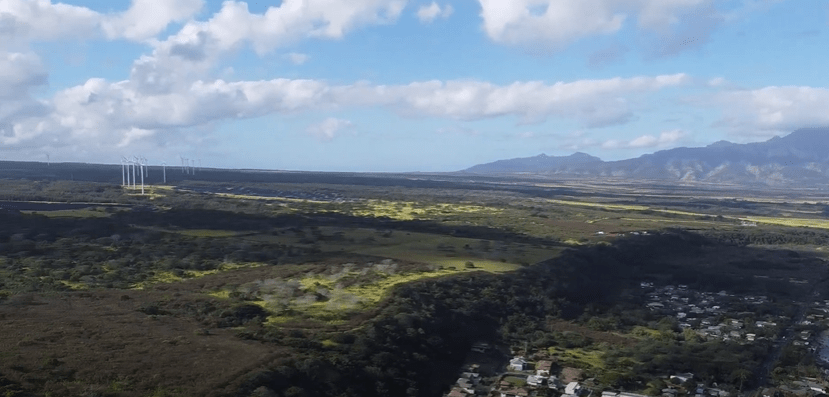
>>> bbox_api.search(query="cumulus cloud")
[307,117,353,140]
[417,2,453,23]
[0,0,207,47]
[629,129,686,147]
[0,0,100,47]
[477,0,627,48]
[101,0,205,41]
[712,86,829,137]
[358,73,690,125]
[601,129,686,149]
[285,52,310,65]
[125,0,408,94]
[476,0,741,56]
[151,0,407,57]
[0,73,691,151]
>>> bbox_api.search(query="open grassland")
[20,208,113,218]
[741,216,829,230]
[130,263,265,290]
[208,261,471,325]
[546,198,717,219]
[547,346,607,370]
[344,200,503,221]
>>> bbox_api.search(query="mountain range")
[461,127,829,187]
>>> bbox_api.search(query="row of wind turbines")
[120,155,201,195]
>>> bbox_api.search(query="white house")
[527,375,544,387]
[565,382,582,396]
[509,357,528,371]
[670,373,694,383]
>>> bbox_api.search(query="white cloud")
[359,73,690,125]
[153,0,407,57]
[628,129,686,147]
[0,0,206,46]
[476,0,739,56]
[285,52,310,65]
[600,129,686,149]
[0,73,690,154]
[126,0,407,94]
[0,0,100,47]
[101,0,205,41]
[417,2,453,23]
[307,117,353,140]
[477,0,627,48]
[712,85,829,136]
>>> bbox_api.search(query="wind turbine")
[139,157,145,195]
[131,156,137,189]
[191,159,195,176]
[162,161,167,184]
[45,154,50,166]
[120,158,125,186]
[123,156,130,187]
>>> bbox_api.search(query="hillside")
[461,127,829,187]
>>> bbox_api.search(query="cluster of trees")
[233,230,799,396]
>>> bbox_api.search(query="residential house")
[619,393,650,397]
[670,373,694,383]
[662,388,679,397]
[565,382,582,396]
[456,378,474,393]
[603,391,619,397]
[461,372,480,384]
[548,376,562,390]
[536,360,553,376]
[447,388,465,397]
[527,375,545,387]
[501,389,529,397]
[510,357,528,371]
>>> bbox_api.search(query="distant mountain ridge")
[461,127,829,187]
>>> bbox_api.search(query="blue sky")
[1,0,828,172]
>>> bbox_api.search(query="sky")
[1,0,828,172]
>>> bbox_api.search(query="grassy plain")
[4,174,829,396]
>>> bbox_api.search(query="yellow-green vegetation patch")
[211,261,468,325]
[130,271,184,290]
[742,216,829,230]
[60,280,89,290]
[321,339,339,348]
[345,200,502,221]
[503,376,527,387]
[547,199,715,219]
[547,346,606,370]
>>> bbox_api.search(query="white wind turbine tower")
[120,158,126,186]
[162,161,167,184]
[191,159,195,176]
[139,157,145,195]
[124,156,131,187]
[131,156,137,190]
